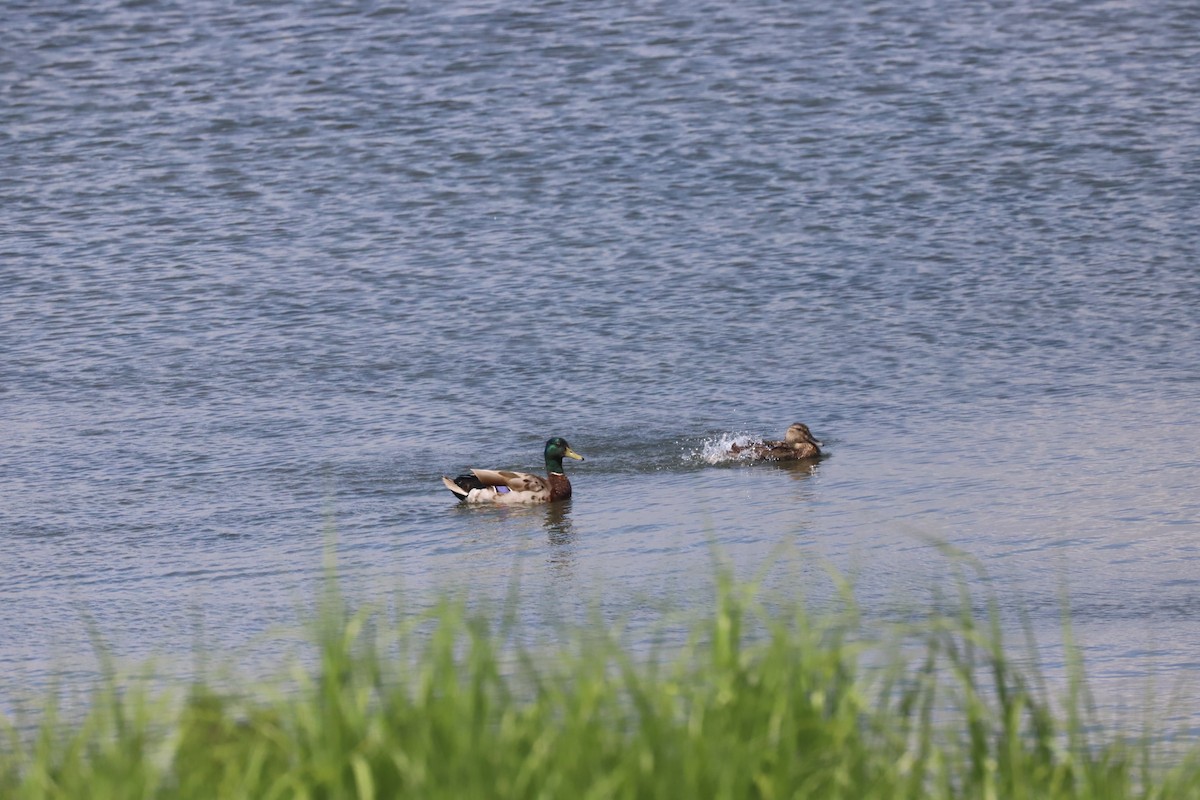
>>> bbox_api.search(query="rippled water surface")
[3,0,1199,721]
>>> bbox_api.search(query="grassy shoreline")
[4,570,1200,799]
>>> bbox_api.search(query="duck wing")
[469,468,550,494]
[441,468,552,503]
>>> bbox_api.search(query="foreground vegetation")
[4,570,1200,799]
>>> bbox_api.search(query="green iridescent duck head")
[544,437,585,474]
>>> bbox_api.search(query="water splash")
[685,432,761,465]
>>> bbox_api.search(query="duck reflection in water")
[543,501,577,579]
[544,501,574,547]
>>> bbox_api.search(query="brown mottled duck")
[729,423,823,461]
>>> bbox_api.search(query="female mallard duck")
[442,437,585,504]
[730,422,823,461]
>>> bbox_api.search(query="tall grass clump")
[4,568,1200,799]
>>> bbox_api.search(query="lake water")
[3,0,1199,726]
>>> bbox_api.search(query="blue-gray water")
[3,0,1199,723]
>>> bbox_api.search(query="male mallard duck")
[729,422,823,461]
[442,437,585,504]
